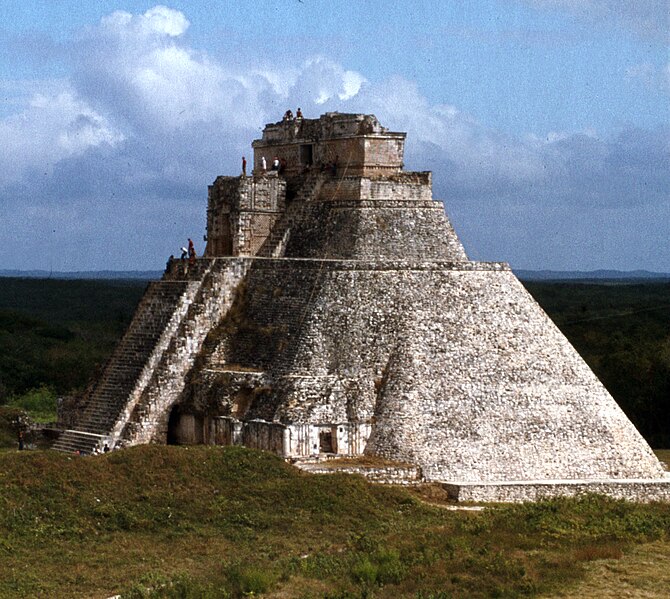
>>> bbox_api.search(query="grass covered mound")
[1,446,669,598]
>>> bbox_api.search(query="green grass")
[0,445,669,598]
[5,386,58,423]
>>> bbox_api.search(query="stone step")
[54,279,194,453]
[52,430,106,454]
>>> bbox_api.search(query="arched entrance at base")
[166,406,204,445]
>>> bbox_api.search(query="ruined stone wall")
[252,136,404,179]
[318,173,432,201]
[297,462,422,485]
[261,173,468,262]
[169,414,371,458]
[252,113,405,178]
[282,201,467,261]
[360,136,405,174]
[444,480,670,503]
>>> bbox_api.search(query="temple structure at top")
[251,112,406,179]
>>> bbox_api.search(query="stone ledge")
[324,200,442,208]
[442,479,670,503]
[295,461,422,485]
[208,257,511,272]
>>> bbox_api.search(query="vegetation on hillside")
[0,277,146,423]
[0,445,669,598]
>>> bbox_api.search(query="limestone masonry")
[55,112,670,502]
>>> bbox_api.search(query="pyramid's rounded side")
[360,268,667,482]
[256,263,667,482]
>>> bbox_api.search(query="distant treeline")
[0,277,668,447]
[0,278,147,420]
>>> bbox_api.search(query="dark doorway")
[167,408,204,445]
[167,406,180,445]
[319,430,333,453]
[300,144,313,166]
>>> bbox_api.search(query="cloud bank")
[1,6,668,271]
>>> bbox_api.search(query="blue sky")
[1,0,668,271]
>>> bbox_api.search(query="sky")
[1,0,668,272]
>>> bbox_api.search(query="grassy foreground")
[1,446,669,598]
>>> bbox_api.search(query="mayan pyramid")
[55,112,670,502]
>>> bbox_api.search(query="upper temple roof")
[251,112,406,178]
[255,112,405,145]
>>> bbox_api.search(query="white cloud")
[142,5,190,37]
[72,11,367,134]
[0,88,123,184]
[100,5,189,38]
[291,56,366,105]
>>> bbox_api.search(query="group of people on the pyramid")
[255,155,286,175]
[283,107,303,120]
[180,238,196,265]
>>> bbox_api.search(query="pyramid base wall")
[443,478,670,503]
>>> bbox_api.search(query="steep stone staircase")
[52,279,194,453]
[52,262,221,454]
[117,258,250,446]
[256,172,325,258]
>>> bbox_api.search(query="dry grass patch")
[541,540,670,598]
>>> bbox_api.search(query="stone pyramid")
[56,112,669,502]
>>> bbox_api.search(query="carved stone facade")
[206,175,286,256]
[55,112,670,502]
[251,112,405,179]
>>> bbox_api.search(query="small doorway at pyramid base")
[319,429,334,454]
[167,407,205,445]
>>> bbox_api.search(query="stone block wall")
[206,175,286,257]
[281,202,467,262]
[180,258,666,484]
[191,416,372,458]
[443,480,670,503]
[252,113,405,179]
[318,173,432,202]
